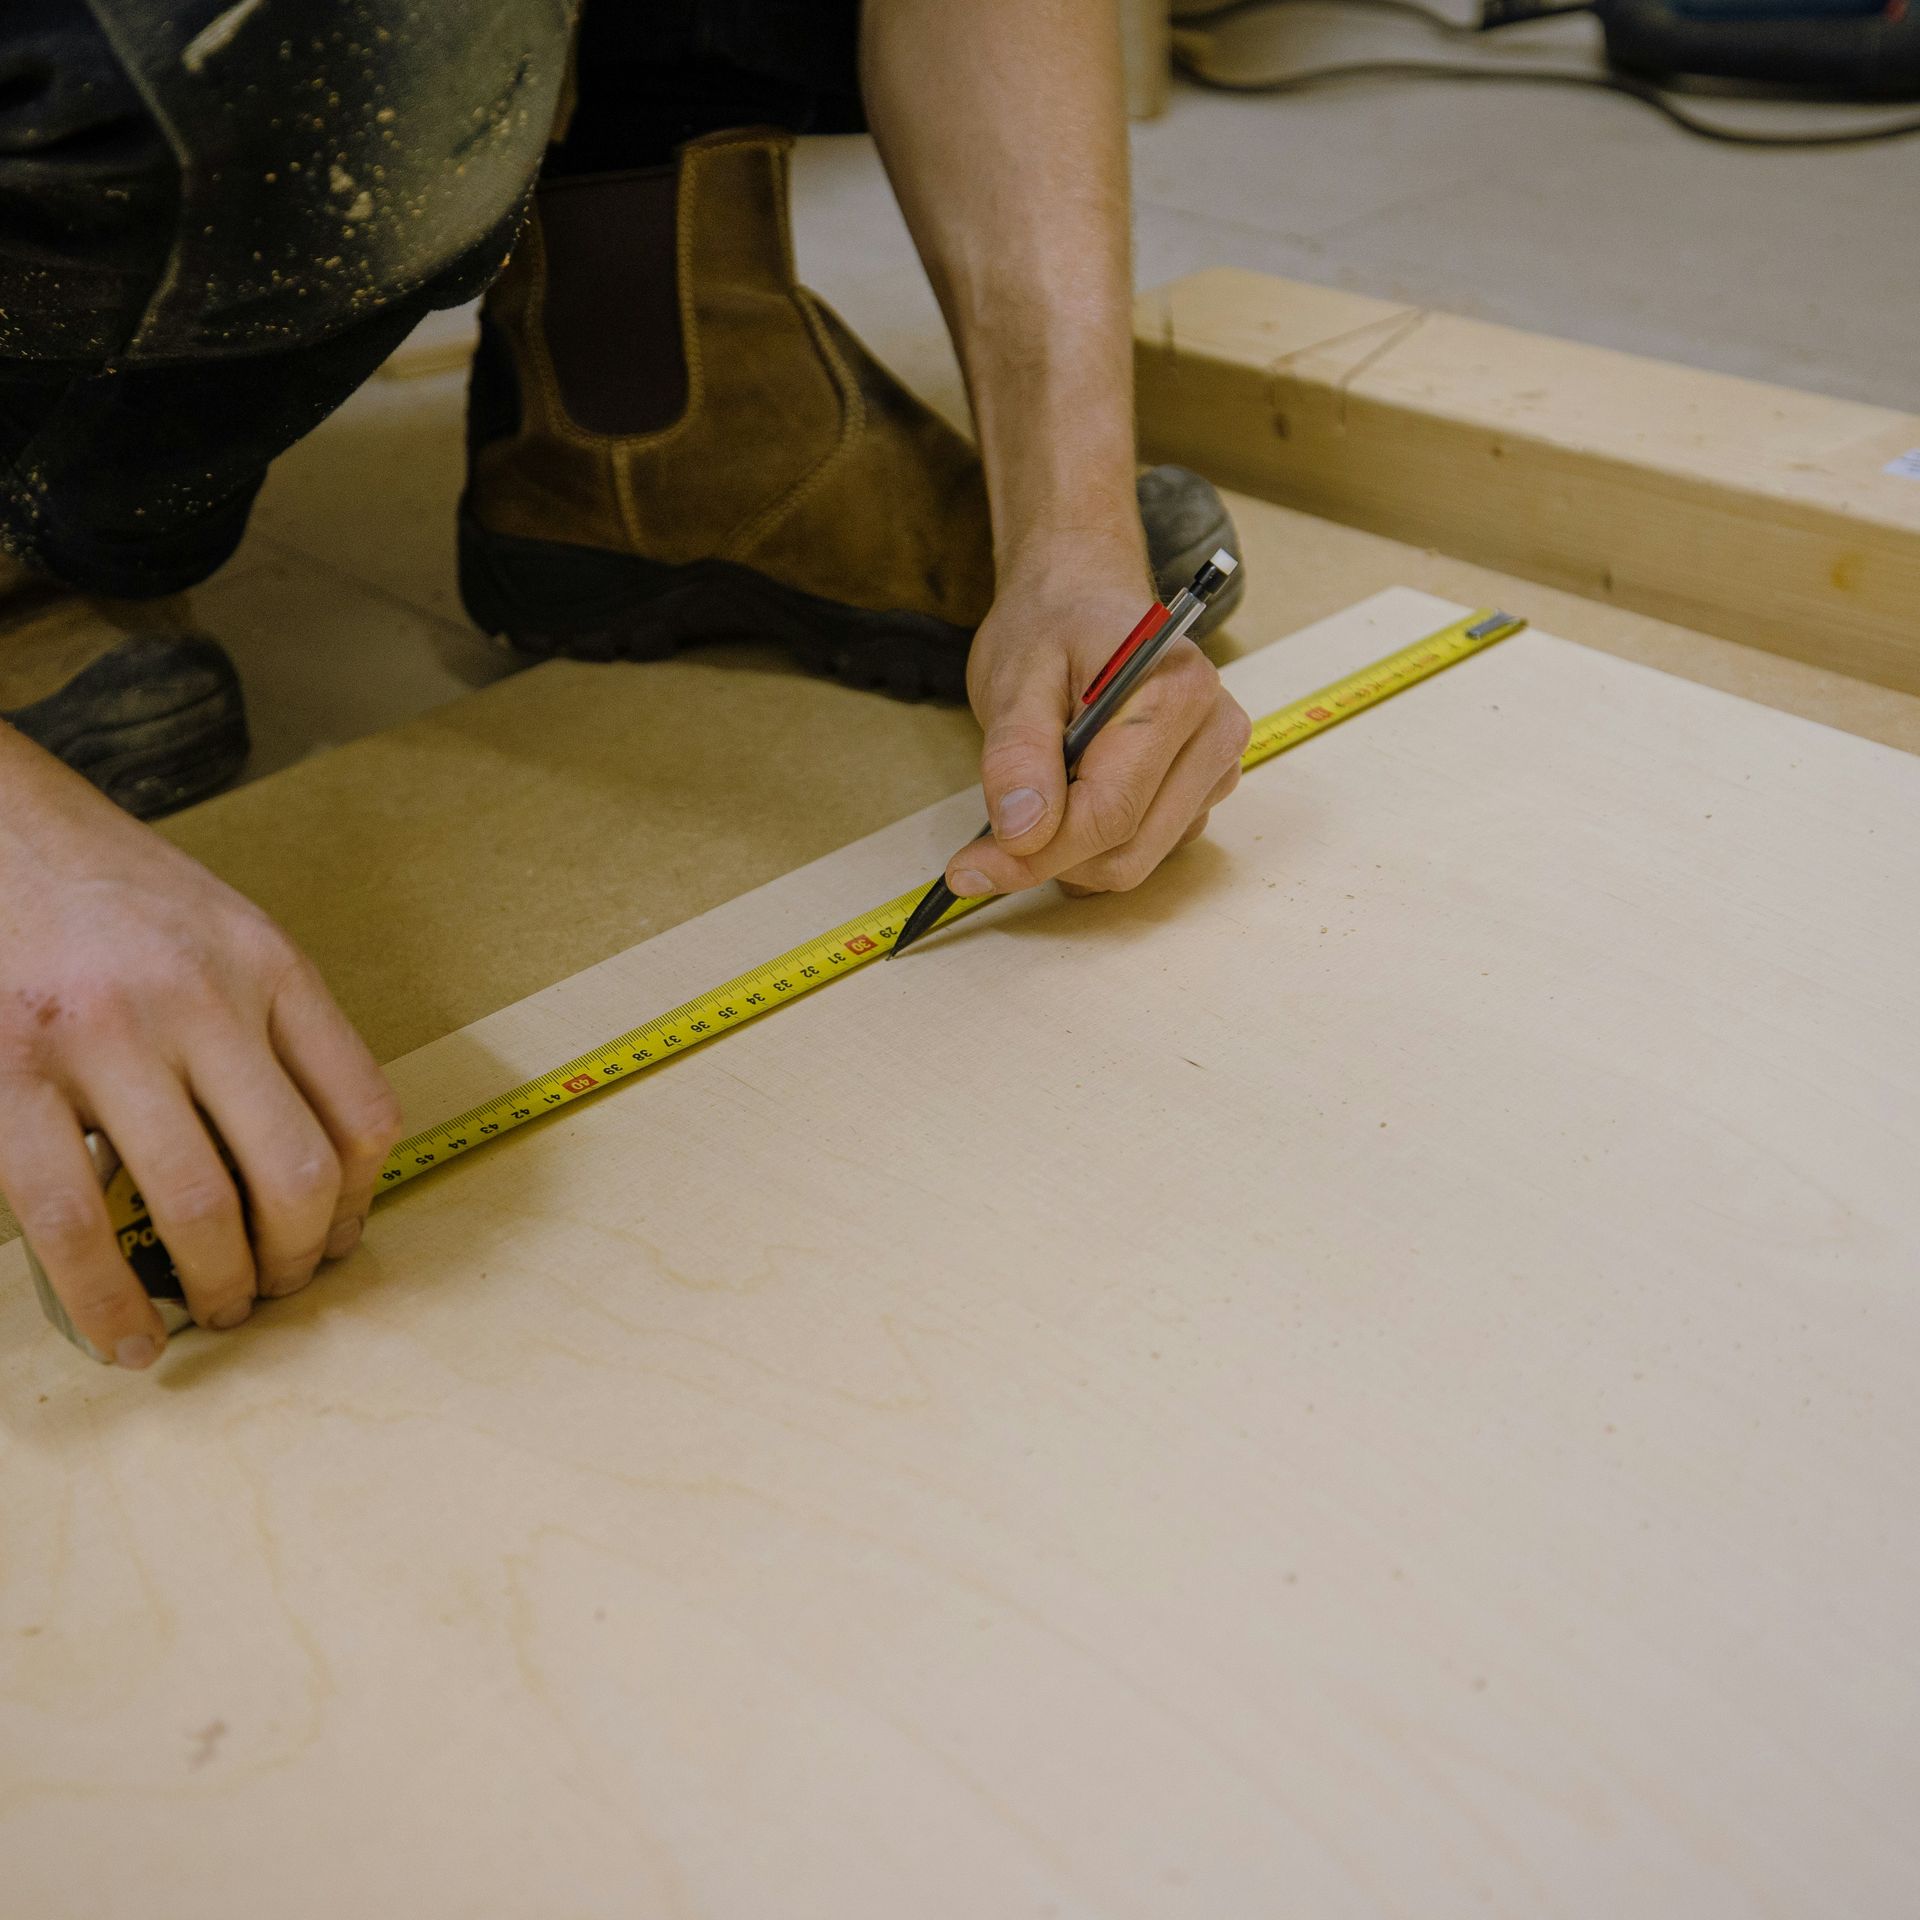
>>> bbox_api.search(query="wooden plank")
[1134,267,1920,693]
[6,590,1920,1917]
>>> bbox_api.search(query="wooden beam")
[1134,268,1920,694]
[1119,0,1170,118]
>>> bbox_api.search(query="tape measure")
[27,607,1523,1355]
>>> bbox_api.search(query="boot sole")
[459,508,973,701]
[458,473,1246,702]
[4,634,250,820]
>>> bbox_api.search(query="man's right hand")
[0,729,403,1367]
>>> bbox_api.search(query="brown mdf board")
[1134,268,1920,695]
[5,589,1920,1916]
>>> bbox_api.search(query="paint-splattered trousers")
[0,0,863,597]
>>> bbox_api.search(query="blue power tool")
[1484,0,1920,97]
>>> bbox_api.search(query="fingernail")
[996,787,1045,837]
[114,1334,158,1371]
[208,1302,252,1331]
[324,1216,364,1261]
[949,868,995,898]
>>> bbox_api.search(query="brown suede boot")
[459,129,1243,700]
[0,566,247,818]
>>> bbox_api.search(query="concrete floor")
[196,71,1917,782]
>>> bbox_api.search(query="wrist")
[0,722,151,865]
[968,361,1145,590]
[993,501,1150,598]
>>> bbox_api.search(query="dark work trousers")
[0,0,862,599]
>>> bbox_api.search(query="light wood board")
[5,589,1920,1916]
[1134,269,1920,693]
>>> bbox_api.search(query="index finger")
[0,1080,169,1368]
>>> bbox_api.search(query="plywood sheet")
[5,589,1920,1917]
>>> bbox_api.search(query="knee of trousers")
[88,0,573,361]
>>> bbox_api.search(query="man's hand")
[0,731,402,1368]
[951,544,1250,904]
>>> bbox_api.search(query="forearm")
[860,0,1144,579]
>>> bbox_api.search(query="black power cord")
[1170,0,1920,146]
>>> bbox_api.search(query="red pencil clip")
[1080,602,1171,707]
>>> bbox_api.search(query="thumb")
[977,674,1070,858]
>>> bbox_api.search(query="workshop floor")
[172,71,1918,785]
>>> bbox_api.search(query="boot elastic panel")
[3,630,249,819]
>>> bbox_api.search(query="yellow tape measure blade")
[1243,609,1522,773]
[377,883,992,1196]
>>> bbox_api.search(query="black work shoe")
[0,589,249,819]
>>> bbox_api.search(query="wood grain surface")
[1135,269,1920,692]
[4,591,1918,1917]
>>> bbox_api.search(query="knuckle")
[984,716,1060,753]
[1104,847,1159,892]
[1178,655,1223,715]
[236,905,301,968]
[344,1087,406,1162]
[980,737,1057,789]
[274,1147,342,1208]
[223,918,306,1004]
[68,949,223,1037]
[161,1173,243,1231]
[19,1189,100,1259]
[61,973,142,1038]
[1084,782,1149,850]
[156,945,228,1010]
